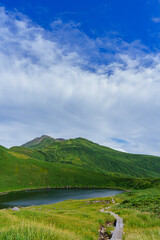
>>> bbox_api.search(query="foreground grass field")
[115,209,160,240]
[112,187,160,240]
[0,187,160,240]
[0,198,115,240]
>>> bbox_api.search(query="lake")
[0,188,123,209]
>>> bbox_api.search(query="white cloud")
[152,17,160,23]
[0,7,160,156]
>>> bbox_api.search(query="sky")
[0,0,160,155]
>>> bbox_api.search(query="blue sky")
[0,0,160,155]
[2,0,160,50]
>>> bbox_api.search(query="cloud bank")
[0,7,160,155]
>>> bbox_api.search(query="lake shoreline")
[0,188,124,209]
[0,185,127,196]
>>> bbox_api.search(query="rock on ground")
[12,207,20,211]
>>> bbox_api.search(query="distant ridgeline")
[0,135,160,192]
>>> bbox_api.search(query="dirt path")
[100,197,123,240]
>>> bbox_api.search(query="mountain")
[21,135,65,149]
[14,136,160,178]
[0,136,159,192]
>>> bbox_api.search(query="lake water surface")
[0,188,123,209]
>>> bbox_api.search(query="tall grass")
[0,198,114,240]
[112,187,160,240]
[1,188,160,239]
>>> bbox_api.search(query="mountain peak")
[21,135,65,148]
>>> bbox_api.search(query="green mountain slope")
[0,145,151,192]
[11,137,160,178]
[0,136,160,192]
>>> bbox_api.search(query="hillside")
[3,146,153,192]
[0,136,160,192]
[11,136,160,178]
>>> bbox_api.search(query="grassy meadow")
[0,187,160,239]
[111,186,160,240]
[0,198,115,240]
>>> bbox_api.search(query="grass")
[0,198,115,240]
[1,136,160,239]
[115,187,160,214]
[0,187,160,239]
[110,186,160,240]
[114,209,160,240]
[11,137,160,179]
[0,141,156,192]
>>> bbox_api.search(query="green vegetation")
[21,135,59,149]
[118,188,160,214]
[0,136,159,192]
[11,137,160,178]
[0,142,150,192]
[110,186,160,239]
[0,136,160,239]
[0,187,160,240]
[0,198,115,240]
